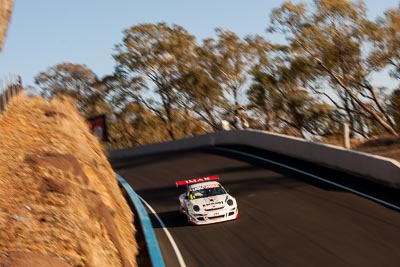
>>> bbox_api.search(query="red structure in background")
[87,114,108,142]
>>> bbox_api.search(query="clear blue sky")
[0,0,398,87]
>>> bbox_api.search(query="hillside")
[0,93,138,267]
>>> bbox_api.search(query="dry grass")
[353,136,400,162]
[319,134,400,162]
[0,93,137,267]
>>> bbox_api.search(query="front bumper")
[187,206,239,225]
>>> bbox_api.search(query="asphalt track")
[111,146,400,267]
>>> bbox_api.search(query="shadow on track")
[148,210,191,228]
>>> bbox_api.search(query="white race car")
[176,175,239,225]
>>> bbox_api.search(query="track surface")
[112,146,400,267]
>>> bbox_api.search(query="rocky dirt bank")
[0,93,138,267]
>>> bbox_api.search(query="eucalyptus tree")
[268,0,398,136]
[248,38,338,138]
[108,101,170,148]
[212,29,256,108]
[369,6,400,82]
[389,89,400,132]
[34,63,110,117]
[175,38,228,130]
[113,23,198,140]
[175,30,258,129]
[246,35,283,131]
[368,5,400,133]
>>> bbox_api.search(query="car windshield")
[190,185,226,199]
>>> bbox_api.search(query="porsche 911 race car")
[176,175,239,225]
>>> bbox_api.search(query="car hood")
[191,194,227,210]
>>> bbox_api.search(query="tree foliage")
[33,1,400,148]
[113,23,202,140]
[34,63,110,117]
[268,0,397,136]
[369,6,400,81]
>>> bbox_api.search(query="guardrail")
[116,174,166,267]
[0,76,23,114]
[110,130,400,189]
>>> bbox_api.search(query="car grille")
[208,215,225,220]
[204,206,224,211]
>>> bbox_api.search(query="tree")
[369,6,400,82]
[113,23,198,140]
[268,0,398,136]
[175,38,228,130]
[108,102,169,148]
[213,29,256,108]
[34,63,109,117]
[248,41,338,138]
[175,30,258,130]
[389,89,400,132]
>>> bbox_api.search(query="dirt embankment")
[0,93,138,267]
[0,0,14,51]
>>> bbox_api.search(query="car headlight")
[227,199,234,206]
[193,205,200,212]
